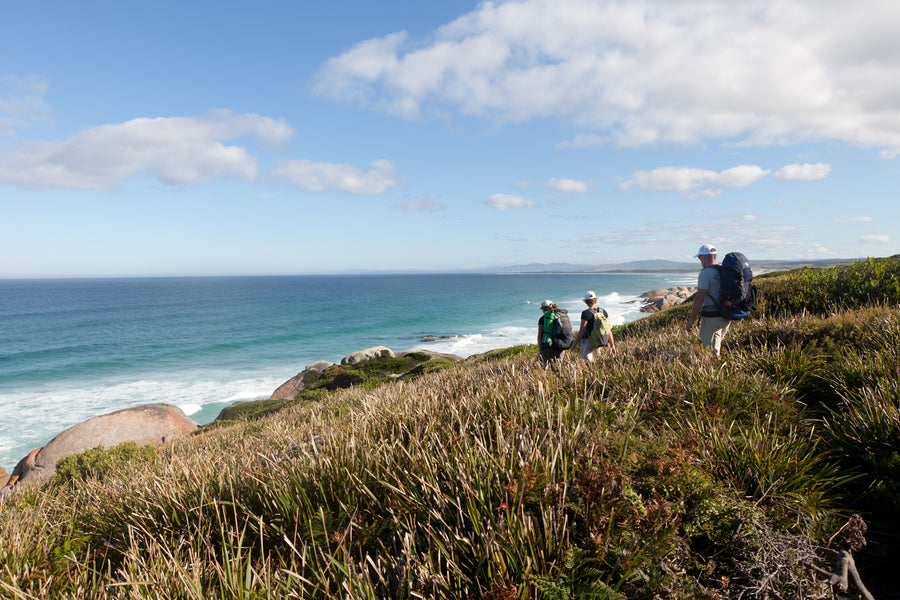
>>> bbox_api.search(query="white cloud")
[835,216,873,223]
[0,109,295,190]
[717,165,771,188]
[632,167,719,192]
[394,198,445,211]
[486,193,537,210]
[271,158,402,195]
[314,0,900,155]
[0,75,49,137]
[774,162,832,181]
[861,234,891,243]
[629,164,768,195]
[547,177,589,193]
[742,214,759,221]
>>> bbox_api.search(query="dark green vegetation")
[2,256,899,599]
[214,351,452,424]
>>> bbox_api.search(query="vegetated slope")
[1,257,899,599]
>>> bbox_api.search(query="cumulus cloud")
[0,109,295,190]
[628,164,769,195]
[313,0,900,155]
[774,162,832,181]
[486,193,537,210]
[547,177,589,193]
[861,234,891,243]
[632,167,719,192]
[271,158,402,195]
[717,165,771,188]
[394,197,445,211]
[0,75,49,136]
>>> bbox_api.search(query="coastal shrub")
[748,345,835,405]
[760,255,900,316]
[54,441,158,483]
[694,411,848,523]
[404,357,457,378]
[351,352,430,375]
[824,378,900,545]
[472,344,533,362]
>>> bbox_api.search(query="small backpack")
[714,252,758,320]
[542,309,575,349]
[586,308,612,348]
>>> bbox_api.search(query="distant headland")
[494,257,859,274]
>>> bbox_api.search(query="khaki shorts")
[699,315,731,356]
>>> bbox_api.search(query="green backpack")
[586,308,611,348]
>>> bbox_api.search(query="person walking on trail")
[537,300,566,363]
[685,244,731,356]
[572,291,616,361]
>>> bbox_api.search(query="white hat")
[584,291,597,300]
[694,244,717,258]
[541,299,553,308]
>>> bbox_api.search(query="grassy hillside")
[2,257,899,599]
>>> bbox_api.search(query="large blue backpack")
[714,252,758,320]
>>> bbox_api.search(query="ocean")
[0,272,696,471]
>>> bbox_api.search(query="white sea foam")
[411,325,535,357]
[0,369,289,471]
[178,403,203,416]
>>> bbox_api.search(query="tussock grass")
[3,257,900,598]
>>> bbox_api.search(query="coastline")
[0,275,697,472]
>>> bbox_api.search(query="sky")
[2,0,899,277]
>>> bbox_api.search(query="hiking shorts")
[578,339,598,361]
[699,315,731,356]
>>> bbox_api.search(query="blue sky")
[2,0,898,277]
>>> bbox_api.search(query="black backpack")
[542,309,575,349]
[714,252,758,320]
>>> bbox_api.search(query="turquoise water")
[0,273,695,470]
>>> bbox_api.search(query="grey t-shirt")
[698,265,721,314]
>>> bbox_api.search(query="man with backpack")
[573,291,616,360]
[685,244,731,356]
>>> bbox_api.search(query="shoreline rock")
[269,360,336,400]
[636,286,697,313]
[1,404,198,501]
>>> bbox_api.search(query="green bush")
[404,357,457,378]
[54,441,158,483]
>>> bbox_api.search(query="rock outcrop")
[638,286,697,313]
[269,349,464,402]
[340,345,394,365]
[269,360,335,400]
[1,403,198,499]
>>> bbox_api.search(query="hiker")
[685,244,731,356]
[572,291,616,360]
[537,300,569,363]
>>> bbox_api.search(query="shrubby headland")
[2,256,899,599]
